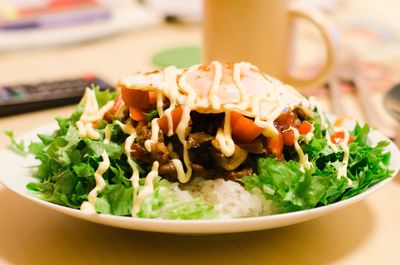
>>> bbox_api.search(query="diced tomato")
[129,106,146,121]
[111,94,123,115]
[330,131,354,144]
[298,120,313,135]
[121,87,156,110]
[267,133,283,159]
[282,129,295,146]
[158,106,184,134]
[148,91,157,105]
[230,111,264,143]
[274,111,295,131]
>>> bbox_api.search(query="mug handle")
[286,5,336,89]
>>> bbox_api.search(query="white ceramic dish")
[0,122,399,234]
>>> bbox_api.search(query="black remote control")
[0,75,113,117]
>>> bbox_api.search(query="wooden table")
[1,22,400,265]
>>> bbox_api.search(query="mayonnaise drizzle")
[291,127,312,169]
[173,65,200,183]
[115,120,135,134]
[76,87,114,140]
[124,132,141,216]
[162,65,179,136]
[233,62,250,109]
[118,62,311,183]
[144,118,160,152]
[80,151,110,213]
[209,61,223,110]
[76,120,100,140]
[335,129,353,185]
[131,161,159,216]
[215,110,235,157]
[79,88,114,124]
[115,119,141,216]
[103,125,112,144]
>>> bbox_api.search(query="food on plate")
[15,62,393,219]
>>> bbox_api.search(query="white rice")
[180,178,272,219]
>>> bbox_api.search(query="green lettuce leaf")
[241,123,393,213]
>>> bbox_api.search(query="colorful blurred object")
[0,0,160,50]
[0,0,110,30]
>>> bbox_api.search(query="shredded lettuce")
[241,121,393,213]
[8,88,394,219]
[21,88,215,220]
[4,130,26,154]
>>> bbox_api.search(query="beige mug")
[203,0,335,89]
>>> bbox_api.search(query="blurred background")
[0,0,399,141]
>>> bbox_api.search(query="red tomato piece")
[158,106,184,134]
[267,133,283,159]
[299,120,313,135]
[230,111,264,143]
[282,129,295,146]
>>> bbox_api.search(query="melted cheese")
[81,151,110,213]
[131,161,159,216]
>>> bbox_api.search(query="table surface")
[1,15,400,265]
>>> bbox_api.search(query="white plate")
[0,122,399,234]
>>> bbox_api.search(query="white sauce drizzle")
[131,161,159,216]
[326,131,339,152]
[336,129,352,185]
[233,62,250,109]
[76,120,100,140]
[118,62,311,183]
[208,61,223,110]
[162,66,180,136]
[115,119,142,216]
[103,125,112,144]
[173,65,201,183]
[144,118,160,152]
[79,88,114,124]
[114,100,126,119]
[291,127,312,169]
[215,110,235,157]
[115,120,135,134]
[76,87,114,140]
[305,131,314,144]
[80,151,110,213]
[156,90,164,117]
[124,132,141,216]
